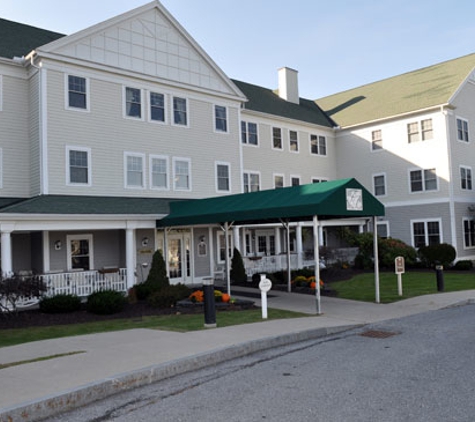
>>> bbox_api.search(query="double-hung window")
[412,220,441,248]
[310,134,327,155]
[67,147,91,185]
[68,75,87,110]
[289,130,299,152]
[125,87,142,118]
[463,219,475,248]
[457,118,469,142]
[150,155,168,190]
[312,178,328,184]
[173,97,188,126]
[274,174,284,189]
[215,105,227,132]
[272,127,283,149]
[371,129,382,151]
[216,162,230,192]
[241,121,258,145]
[125,153,145,188]
[460,166,473,190]
[291,176,300,186]
[410,168,437,192]
[243,172,260,192]
[408,118,433,143]
[173,158,191,191]
[67,234,93,271]
[150,92,165,122]
[373,173,386,196]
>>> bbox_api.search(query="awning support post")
[224,222,231,296]
[313,215,322,315]
[280,219,292,293]
[373,216,380,303]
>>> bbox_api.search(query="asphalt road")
[45,303,475,422]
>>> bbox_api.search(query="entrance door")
[168,233,191,283]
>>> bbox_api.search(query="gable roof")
[316,53,475,128]
[157,178,384,227]
[0,18,65,59]
[0,195,183,215]
[233,79,335,128]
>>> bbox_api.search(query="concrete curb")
[0,324,359,422]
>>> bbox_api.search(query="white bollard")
[259,274,272,319]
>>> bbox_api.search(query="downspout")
[30,53,48,195]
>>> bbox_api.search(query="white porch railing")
[40,269,127,298]
[244,254,315,275]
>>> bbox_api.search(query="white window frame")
[172,96,189,127]
[243,170,261,193]
[66,234,94,271]
[460,165,473,191]
[407,118,433,143]
[272,127,283,150]
[410,218,443,248]
[290,175,301,186]
[123,86,144,120]
[312,177,328,184]
[457,117,469,143]
[215,161,231,193]
[241,121,259,146]
[149,155,169,190]
[289,130,299,153]
[173,157,192,191]
[373,172,387,197]
[66,146,92,186]
[377,221,390,239]
[310,134,327,156]
[149,91,167,124]
[274,173,285,189]
[65,74,89,112]
[124,152,145,189]
[409,168,438,193]
[462,218,475,249]
[214,105,228,133]
[371,129,383,151]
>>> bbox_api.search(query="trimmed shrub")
[452,260,473,271]
[86,290,126,315]
[40,294,81,314]
[418,243,456,268]
[147,284,191,308]
[379,237,417,269]
[136,249,169,300]
[230,248,247,284]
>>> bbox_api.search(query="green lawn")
[331,271,475,303]
[0,308,308,349]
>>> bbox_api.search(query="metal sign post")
[394,256,405,296]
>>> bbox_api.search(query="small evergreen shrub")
[39,294,81,314]
[147,284,191,308]
[452,260,473,271]
[418,243,456,268]
[230,248,247,284]
[86,290,126,315]
[136,249,169,300]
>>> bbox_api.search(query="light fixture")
[468,205,475,212]
[54,240,62,250]
[199,235,205,243]
[141,237,149,247]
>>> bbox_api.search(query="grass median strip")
[0,351,86,370]
[0,309,309,348]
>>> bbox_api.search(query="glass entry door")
[168,233,191,283]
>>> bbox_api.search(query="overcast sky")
[2,0,475,99]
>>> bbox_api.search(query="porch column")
[296,223,303,269]
[274,227,281,254]
[1,230,13,276]
[125,227,136,290]
[43,231,50,273]
[233,226,240,252]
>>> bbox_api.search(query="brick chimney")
[278,67,299,104]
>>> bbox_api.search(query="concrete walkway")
[1,288,474,422]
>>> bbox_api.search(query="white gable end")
[38,4,241,97]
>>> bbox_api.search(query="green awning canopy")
[157,178,384,227]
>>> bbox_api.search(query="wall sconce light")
[141,237,149,247]
[199,235,205,243]
[468,205,475,212]
[54,240,62,251]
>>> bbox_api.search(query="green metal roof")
[232,79,335,127]
[316,53,475,128]
[157,178,384,227]
[0,195,183,215]
[0,18,65,59]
